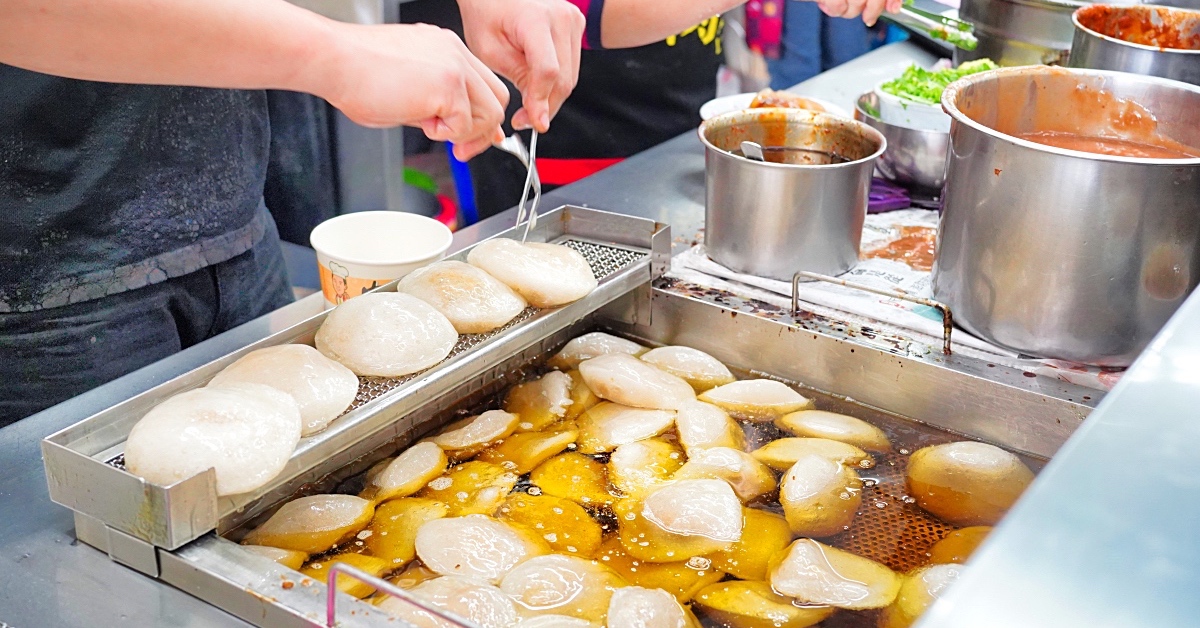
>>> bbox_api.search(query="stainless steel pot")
[854,92,950,192]
[1068,5,1200,86]
[955,0,1092,66]
[934,66,1200,366]
[698,109,885,280]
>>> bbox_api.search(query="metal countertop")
[11,39,1197,628]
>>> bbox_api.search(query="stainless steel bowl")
[699,109,885,280]
[854,92,950,192]
[934,66,1200,366]
[1069,4,1200,86]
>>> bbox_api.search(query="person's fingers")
[843,0,868,18]
[463,45,510,111]
[516,15,562,132]
[546,8,583,125]
[863,0,886,26]
[453,135,498,161]
[887,0,904,12]
[817,0,849,18]
[462,64,506,137]
[424,72,473,142]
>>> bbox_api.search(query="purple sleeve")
[565,0,606,49]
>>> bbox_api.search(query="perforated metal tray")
[42,205,670,557]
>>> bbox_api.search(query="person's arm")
[0,0,508,159]
[594,0,903,50]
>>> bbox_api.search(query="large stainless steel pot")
[1068,4,1200,86]
[698,109,885,280]
[955,0,1094,66]
[934,66,1200,366]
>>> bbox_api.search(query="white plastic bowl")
[873,83,952,133]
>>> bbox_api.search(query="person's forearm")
[598,0,744,48]
[0,0,342,99]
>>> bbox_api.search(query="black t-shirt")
[0,66,269,312]
[470,16,724,218]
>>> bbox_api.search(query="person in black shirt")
[0,0,587,426]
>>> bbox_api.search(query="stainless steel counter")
[3,39,1195,628]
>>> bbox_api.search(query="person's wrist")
[290,16,355,108]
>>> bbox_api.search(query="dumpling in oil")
[694,580,832,628]
[769,538,901,610]
[751,437,874,471]
[547,332,648,370]
[671,447,777,502]
[515,616,600,628]
[503,370,573,432]
[500,554,627,621]
[578,354,695,410]
[674,401,745,453]
[414,514,548,583]
[239,545,308,570]
[926,526,992,565]
[616,479,744,562]
[432,410,520,458]
[774,410,891,452]
[640,346,735,392]
[577,402,676,453]
[360,442,448,502]
[397,260,528,334]
[124,383,301,496]
[609,438,686,497]
[606,586,692,628]
[378,575,518,628]
[698,380,813,422]
[242,494,374,554]
[300,552,392,598]
[779,454,862,537]
[906,441,1034,526]
[315,292,458,377]
[207,344,359,436]
[879,563,962,628]
[467,238,597,308]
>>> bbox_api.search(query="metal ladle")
[740,140,850,165]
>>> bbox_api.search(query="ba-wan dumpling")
[315,292,458,377]
[207,344,358,436]
[577,354,695,410]
[379,575,519,628]
[466,238,597,308]
[124,383,301,496]
[639,346,735,392]
[547,332,648,370]
[397,260,528,334]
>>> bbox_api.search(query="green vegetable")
[879,59,998,105]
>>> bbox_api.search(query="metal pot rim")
[940,66,1200,165]
[854,92,951,140]
[1072,4,1200,56]
[697,108,888,170]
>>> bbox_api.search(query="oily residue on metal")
[1076,4,1200,51]
[862,225,938,271]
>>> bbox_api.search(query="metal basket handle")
[791,270,954,355]
[326,563,478,628]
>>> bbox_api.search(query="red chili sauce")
[1017,130,1200,159]
[1076,5,1200,51]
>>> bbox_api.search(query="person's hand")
[316,22,508,160]
[815,0,903,27]
[457,0,585,132]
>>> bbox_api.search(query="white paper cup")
[310,211,453,308]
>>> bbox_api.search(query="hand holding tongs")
[885,1,978,51]
[493,131,541,242]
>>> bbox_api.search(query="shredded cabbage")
[879,59,999,105]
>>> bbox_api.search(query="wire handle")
[791,270,955,355]
[325,563,478,628]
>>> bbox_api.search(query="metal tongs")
[886,1,978,51]
[493,130,541,242]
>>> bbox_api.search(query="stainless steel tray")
[71,284,1097,628]
[42,205,671,558]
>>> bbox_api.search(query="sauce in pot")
[1017,130,1200,159]
[1076,5,1200,51]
